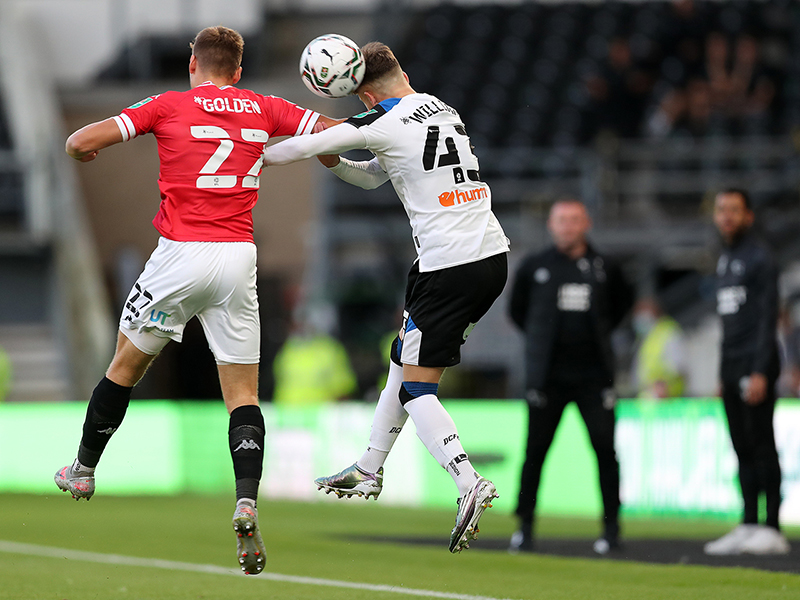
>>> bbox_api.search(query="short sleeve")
[114,93,172,141]
[262,96,318,138]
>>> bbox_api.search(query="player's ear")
[232,67,242,85]
[357,90,374,110]
[189,54,198,74]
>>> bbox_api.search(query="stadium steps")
[0,324,70,402]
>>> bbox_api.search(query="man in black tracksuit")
[508,199,633,554]
[704,189,790,555]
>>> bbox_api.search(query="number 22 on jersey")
[191,126,268,189]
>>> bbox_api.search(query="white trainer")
[739,526,791,555]
[703,524,760,555]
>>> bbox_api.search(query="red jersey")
[113,81,318,242]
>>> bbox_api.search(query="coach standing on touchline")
[704,189,790,556]
[508,199,633,555]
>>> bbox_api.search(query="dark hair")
[718,187,752,210]
[190,26,244,78]
[358,42,402,89]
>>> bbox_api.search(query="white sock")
[403,393,478,496]
[72,458,95,475]
[357,362,407,474]
[237,497,256,510]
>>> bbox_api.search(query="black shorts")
[393,252,508,368]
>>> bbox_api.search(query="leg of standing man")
[575,383,620,555]
[705,366,789,555]
[509,387,568,553]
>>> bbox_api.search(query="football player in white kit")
[263,42,510,553]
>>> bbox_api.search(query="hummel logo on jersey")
[97,427,118,435]
[234,439,262,452]
[438,186,488,207]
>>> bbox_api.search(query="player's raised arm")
[263,122,365,166]
[65,118,124,162]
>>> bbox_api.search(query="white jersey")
[263,93,509,272]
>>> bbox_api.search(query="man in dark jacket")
[704,189,790,555]
[508,199,633,554]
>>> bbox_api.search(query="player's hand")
[312,121,341,168]
[745,372,768,405]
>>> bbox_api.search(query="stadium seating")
[0,92,25,230]
[400,0,795,156]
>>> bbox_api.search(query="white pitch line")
[0,540,516,600]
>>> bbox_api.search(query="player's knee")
[398,381,439,405]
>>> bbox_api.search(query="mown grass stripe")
[0,540,515,600]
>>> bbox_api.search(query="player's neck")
[191,72,235,89]
[557,241,588,260]
[370,85,415,107]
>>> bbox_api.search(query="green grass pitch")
[0,493,798,600]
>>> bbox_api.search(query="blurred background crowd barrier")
[3,398,800,523]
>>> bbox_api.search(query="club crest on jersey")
[438,186,488,207]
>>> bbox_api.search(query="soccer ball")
[299,34,365,98]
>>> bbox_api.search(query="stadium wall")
[5,399,800,524]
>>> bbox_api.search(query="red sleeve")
[262,95,318,138]
[114,92,179,141]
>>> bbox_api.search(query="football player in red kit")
[54,25,338,575]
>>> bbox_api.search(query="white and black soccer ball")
[299,34,365,99]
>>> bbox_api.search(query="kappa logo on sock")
[234,439,261,452]
[97,427,118,435]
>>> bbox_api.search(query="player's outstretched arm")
[263,122,365,166]
[328,157,389,190]
[310,120,388,189]
[66,118,124,162]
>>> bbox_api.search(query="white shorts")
[119,237,260,364]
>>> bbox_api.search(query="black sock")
[77,377,133,468]
[229,405,265,503]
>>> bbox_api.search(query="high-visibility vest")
[637,317,685,398]
[273,335,357,405]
